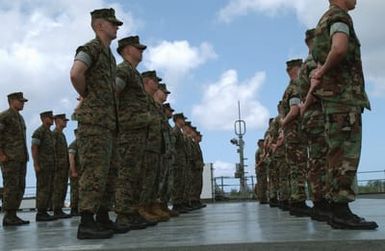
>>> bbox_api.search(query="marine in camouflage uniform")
[265,118,279,206]
[141,71,169,222]
[70,8,123,239]
[255,139,268,204]
[52,114,71,219]
[68,130,80,217]
[171,113,189,213]
[280,59,310,216]
[306,0,377,229]
[298,29,330,221]
[32,111,56,222]
[0,92,29,226]
[182,121,195,208]
[190,130,206,209]
[114,36,157,229]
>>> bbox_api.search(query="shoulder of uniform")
[76,38,104,61]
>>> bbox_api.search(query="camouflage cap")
[141,70,162,82]
[117,35,147,54]
[7,92,28,102]
[40,111,54,119]
[91,8,123,26]
[258,139,264,144]
[184,121,192,127]
[305,28,316,42]
[158,83,171,94]
[163,103,174,112]
[286,59,303,70]
[54,113,69,121]
[173,112,187,122]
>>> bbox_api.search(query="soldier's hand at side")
[71,169,78,178]
[34,163,41,173]
[0,152,8,163]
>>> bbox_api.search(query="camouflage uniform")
[0,108,28,212]
[182,134,194,205]
[114,61,152,215]
[140,96,163,205]
[312,4,371,203]
[266,122,279,201]
[172,126,188,206]
[298,53,328,203]
[68,139,79,211]
[52,128,69,211]
[190,140,204,204]
[32,125,56,211]
[281,80,307,203]
[159,112,176,204]
[74,37,120,213]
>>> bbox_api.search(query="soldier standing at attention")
[68,129,80,217]
[171,113,189,213]
[190,129,206,209]
[52,114,71,219]
[255,139,267,204]
[280,59,310,217]
[70,8,123,239]
[0,92,29,226]
[140,70,170,222]
[114,36,156,230]
[304,0,377,229]
[32,111,56,222]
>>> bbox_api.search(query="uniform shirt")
[74,37,118,130]
[0,108,28,162]
[281,80,302,143]
[172,126,187,163]
[53,128,69,169]
[32,125,55,165]
[68,139,80,167]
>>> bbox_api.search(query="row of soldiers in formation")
[0,8,206,239]
[254,0,378,231]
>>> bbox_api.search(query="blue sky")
[1,0,385,191]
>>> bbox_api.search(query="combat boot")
[269,198,279,208]
[160,202,179,217]
[311,199,332,222]
[328,203,378,230]
[289,201,311,217]
[2,211,23,226]
[149,202,170,222]
[70,208,80,217]
[133,211,158,227]
[138,204,160,222]
[96,209,127,234]
[77,211,114,240]
[54,209,72,219]
[36,210,56,222]
[278,200,289,211]
[172,204,189,214]
[116,213,147,231]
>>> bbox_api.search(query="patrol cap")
[286,59,303,70]
[258,139,264,144]
[117,35,147,54]
[163,103,174,112]
[40,111,54,119]
[173,113,187,122]
[7,92,28,102]
[184,121,192,127]
[90,8,123,26]
[141,70,162,82]
[54,114,69,121]
[305,28,316,42]
[158,83,170,94]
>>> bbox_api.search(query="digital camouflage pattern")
[267,119,279,200]
[0,108,28,211]
[68,139,79,211]
[52,129,69,210]
[255,147,267,202]
[32,125,55,211]
[171,126,188,205]
[77,124,119,213]
[115,60,151,215]
[75,38,118,131]
[183,135,194,204]
[189,140,204,202]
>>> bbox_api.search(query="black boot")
[279,200,289,211]
[3,211,23,226]
[289,201,311,217]
[311,199,332,222]
[269,198,279,208]
[54,209,72,219]
[172,204,189,214]
[77,211,114,239]
[96,209,127,234]
[328,203,378,230]
[36,210,56,222]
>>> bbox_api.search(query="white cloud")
[192,69,269,131]
[143,40,217,90]
[213,160,236,177]
[217,0,385,96]
[0,0,137,128]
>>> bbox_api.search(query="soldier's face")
[103,20,119,40]
[12,99,25,111]
[345,0,357,10]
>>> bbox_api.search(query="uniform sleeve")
[74,51,92,66]
[31,128,42,145]
[330,22,350,36]
[75,40,101,68]
[288,83,301,106]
